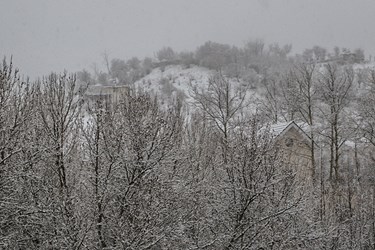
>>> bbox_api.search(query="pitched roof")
[269,121,294,137]
[269,121,312,144]
[270,121,308,135]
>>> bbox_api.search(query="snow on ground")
[133,65,212,103]
[353,62,375,71]
[133,64,260,114]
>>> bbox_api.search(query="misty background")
[1,0,375,79]
[4,1,375,249]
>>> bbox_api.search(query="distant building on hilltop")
[85,85,129,106]
[341,52,357,63]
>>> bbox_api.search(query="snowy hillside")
[133,64,260,112]
[133,65,213,103]
[353,61,375,71]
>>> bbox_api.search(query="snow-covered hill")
[133,65,212,103]
[133,64,260,112]
[353,61,375,71]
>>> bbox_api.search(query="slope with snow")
[133,64,260,113]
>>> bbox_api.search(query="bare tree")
[0,58,38,248]
[190,73,248,156]
[83,89,183,249]
[34,72,88,248]
[260,71,286,123]
[222,119,303,249]
[174,111,224,249]
[318,63,354,182]
[282,63,318,180]
[81,99,113,249]
[359,68,375,146]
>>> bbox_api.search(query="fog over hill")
[3,1,375,249]
[1,0,375,79]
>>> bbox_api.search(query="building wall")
[276,126,313,183]
[85,85,130,107]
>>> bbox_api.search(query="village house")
[269,121,314,183]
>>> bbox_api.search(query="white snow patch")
[133,65,260,114]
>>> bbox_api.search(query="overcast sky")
[1,0,375,79]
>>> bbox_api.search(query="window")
[285,138,294,147]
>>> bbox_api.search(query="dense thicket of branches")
[2,47,375,250]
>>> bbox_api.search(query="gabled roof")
[269,121,294,137]
[269,121,313,145]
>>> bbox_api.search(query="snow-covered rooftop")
[269,121,309,136]
[267,121,312,145]
[270,121,293,137]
